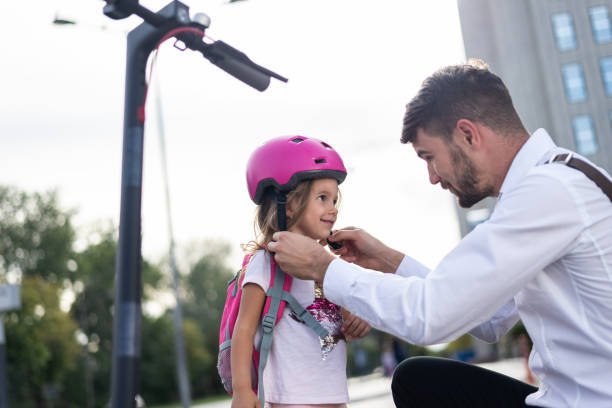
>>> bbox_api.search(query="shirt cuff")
[322,258,359,307]
[395,255,430,278]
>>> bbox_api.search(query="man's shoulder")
[499,163,579,210]
[504,157,609,213]
[527,154,610,196]
[527,160,583,183]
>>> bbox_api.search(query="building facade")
[452,1,612,360]
[455,0,612,235]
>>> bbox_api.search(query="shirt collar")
[498,128,557,198]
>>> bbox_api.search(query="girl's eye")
[317,195,326,201]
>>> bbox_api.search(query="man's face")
[413,128,493,208]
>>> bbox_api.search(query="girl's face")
[290,178,339,241]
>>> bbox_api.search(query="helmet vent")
[314,158,327,164]
[291,137,305,143]
[321,142,331,149]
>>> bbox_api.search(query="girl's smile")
[321,219,335,227]
[290,178,339,241]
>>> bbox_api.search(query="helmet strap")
[275,191,288,231]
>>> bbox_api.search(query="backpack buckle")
[262,314,275,333]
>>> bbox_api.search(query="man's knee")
[392,356,434,392]
[391,357,440,407]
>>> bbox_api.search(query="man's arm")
[321,174,582,345]
[267,227,405,281]
[267,232,333,281]
[267,224,534,345]
[329,227,405,273]
[394,255,519,342]
[468,299,519,343]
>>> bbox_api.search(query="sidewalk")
[194,358,528,408]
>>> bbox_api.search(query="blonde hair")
[242,180,314,254]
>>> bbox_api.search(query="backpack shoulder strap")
[280,291,329,339]
[230,254,254,297]
[257,254,290,405]
[547,152,612,202]
[255,253,330,406]
[264,255,292,323]
[242,253,253,269]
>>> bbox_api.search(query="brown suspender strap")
[547,153,612,202]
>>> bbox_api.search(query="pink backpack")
[216,252,328,406]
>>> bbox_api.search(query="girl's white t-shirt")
[242,250,349,404]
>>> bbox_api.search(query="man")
[267,60,612,407]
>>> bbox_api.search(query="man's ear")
[455,119,482,149]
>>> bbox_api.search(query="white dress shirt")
[323,129,612,407]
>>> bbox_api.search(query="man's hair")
[401,59,526,144]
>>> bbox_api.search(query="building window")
[561,63,588,102]
[572,115,599,156]
[551,12,577,51]
[600,57,612,95]
[589,6,612,44]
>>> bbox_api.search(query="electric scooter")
[101,1,287,406]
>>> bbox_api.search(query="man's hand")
[341,310,371,341]
[267,232,334,281]
[328,227,404,273]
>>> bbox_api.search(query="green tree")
[0,186,80,406]
[0,186,175,407]
[139,313,177,404]
[0,186,75,283]
[133,240,235,405]
[139,313,216,405]
[183,316,216,398]
[4,276,80,407]
[67,229,165,407]
[181,241,234,397]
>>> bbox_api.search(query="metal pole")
[111,20,160,408]
[110,28,146,406]
[110,4,192,406]
[0,317,7,408]
[154,78,191,407]
[104,2,285,404]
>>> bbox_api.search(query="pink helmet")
[246,136,347,204]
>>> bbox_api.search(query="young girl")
[232,136,370,408]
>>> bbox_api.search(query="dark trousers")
[391,357,538,407]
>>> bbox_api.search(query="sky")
[1,0,466,273]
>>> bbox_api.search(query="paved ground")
[194,358,528,408]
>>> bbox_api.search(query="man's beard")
[448,144,494,208]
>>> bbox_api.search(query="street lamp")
[52,15,76,25]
